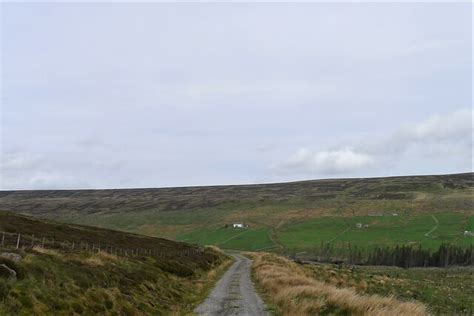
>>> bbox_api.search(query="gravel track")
[194,254,268,316]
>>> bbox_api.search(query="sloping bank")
[247,253,427,316]
[0,212,230,315]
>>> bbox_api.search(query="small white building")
[233,223,244,228]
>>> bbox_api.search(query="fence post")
[16,233,21,249]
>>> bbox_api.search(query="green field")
[178,227,275,251]
[0,173,472,253]
[466,215,474,231]
[277,213,473,251]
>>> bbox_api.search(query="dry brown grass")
[32,246,62,257]
[248,253,428,316]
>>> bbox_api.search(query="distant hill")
[0,211,227,314]
[0,172,472,252]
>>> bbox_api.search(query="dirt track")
[194,254,268,316]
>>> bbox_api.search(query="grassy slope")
[248,252,428,315]
[249,252,473,315]
[304,261,474,315]
[277,212,472,251]
[0,212,228,315]
[0,173,472,252]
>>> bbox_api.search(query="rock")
[1,252,22,263]
[0,264,16,280]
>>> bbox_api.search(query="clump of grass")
[0,212,229,315]
[248,253,427,316]
[31,246,61,257]
[0,247,229,315]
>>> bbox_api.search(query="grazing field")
[467,215,474,231]
[277,212,473,251]
[0,173,472,253]
[0,212,229,315]
[178,228,276,251]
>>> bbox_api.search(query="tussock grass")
[31,246,61,257]
[0,213,230,315]
[0,245,229,315]
[248,253,427,315]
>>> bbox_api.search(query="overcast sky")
[0,2,472,190]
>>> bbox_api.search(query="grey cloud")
[395,109,472,144]
[273,109,472,176]
[271,148,375,175]
[1,3,471,189]
[0,152,44,172]
[374,109,473,155]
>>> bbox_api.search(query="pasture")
[276,212,473,251]
[0,173,472,253]
[177,227,275,251]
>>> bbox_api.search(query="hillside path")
[424,214,439,237]
[194,254,269,316]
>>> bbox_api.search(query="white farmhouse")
[233,223,244,228]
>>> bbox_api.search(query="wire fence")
[0,231,204,258]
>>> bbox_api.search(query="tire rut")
[195,254,268,316]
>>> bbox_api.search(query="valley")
[0,173,472,254]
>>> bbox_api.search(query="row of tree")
[289,243,474,268]
[365,244,473,268]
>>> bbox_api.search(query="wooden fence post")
[16,233,21,249]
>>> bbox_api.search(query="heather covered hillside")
[0,212,228,315]
[0,173,472,253]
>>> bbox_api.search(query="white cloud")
[272,147,375,175]
[273,109,472,177]
[1,171,90,190]
[1,4,471,188]
[397,109,472,143]
[0,153,43,172]
[24,172,90,190]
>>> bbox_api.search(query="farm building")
[232,223,249,228]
